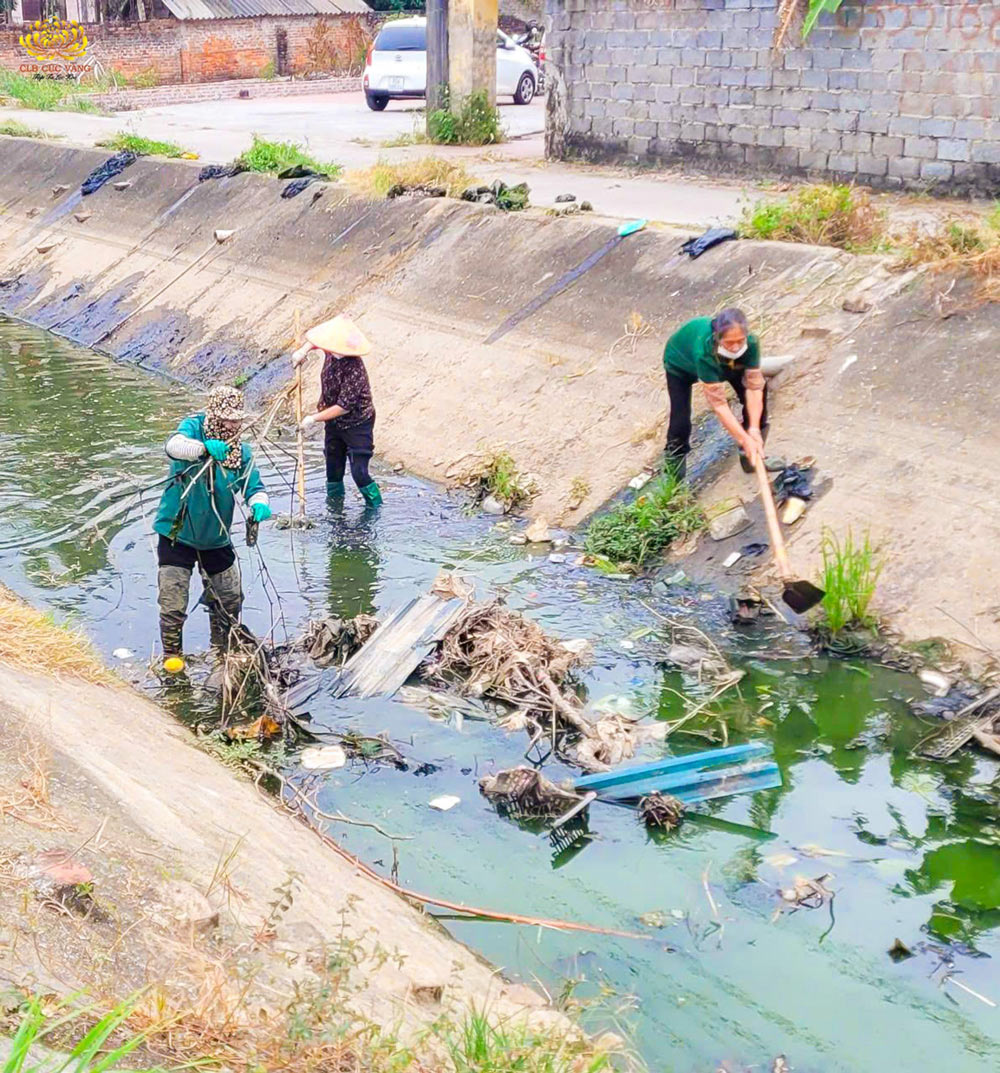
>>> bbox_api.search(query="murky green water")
[2,316,999,1072]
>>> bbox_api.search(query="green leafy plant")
[124,67,160,90]
[741,183,887,251]
[0,70,97,112]
[465,449,538,511]
[803,0,846,38]
[259,59,276,80]
[234,134,340,177]
[818,528,882,634]
[96,132,189,158]
[584,475,705,567]
[3,993,173,1072]
[428,90,503,147]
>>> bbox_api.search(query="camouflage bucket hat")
[206,385,247,422]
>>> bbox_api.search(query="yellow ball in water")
[163,656,186,674]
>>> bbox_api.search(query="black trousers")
[325,416,375,488]
[157,535,235,575]
[665,366,769,464]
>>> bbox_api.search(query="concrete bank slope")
[0,662,565,1039]
[2,139,1000,653]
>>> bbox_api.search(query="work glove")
[204,439,229,461]
[300,414,319,431]
[251,502,272,523]
[291,342,313,368]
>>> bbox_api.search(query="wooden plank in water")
[333,593,468,699]
[573,742,771,793]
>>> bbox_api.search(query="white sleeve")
[165,434,205,461]
[247,491,269,508]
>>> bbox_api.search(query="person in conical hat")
[292,315,381,508]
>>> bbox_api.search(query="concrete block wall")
[544,0,1000,192]
[0,15,367,86]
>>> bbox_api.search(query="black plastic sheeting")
[772,463,814,504]
[198,163,248,182]
[680,227,738,259]
[81,151,137,196]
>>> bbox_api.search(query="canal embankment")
[2,137,999,656]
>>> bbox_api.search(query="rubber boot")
[359,481,383,508]
[157,565,191,660]
[326,479,345,498]
[202,562,243,653]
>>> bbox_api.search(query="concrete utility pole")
[447,0,498,110]
[426,0,450,117]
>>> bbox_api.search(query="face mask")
[718,342,748,361]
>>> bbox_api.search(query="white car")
[363,17,538,111]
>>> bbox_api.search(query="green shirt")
[663,316,760,383]
[153,415,267,551]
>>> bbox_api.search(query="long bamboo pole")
[294,309,307,517]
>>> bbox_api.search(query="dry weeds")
[893,217,1000,305]
[0,739,72,830]
[344,156,480,200]
[0,584,112,683]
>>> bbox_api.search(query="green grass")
[468,449,537,510]
[818,528,882,634]
[3,993,176,1072]
[445,1011,610,1073]
[0,119,49,139]
[428,90,504,147]
[96,132,189,158]
[740,183,887,252]
[584,474,705,567]
[234,134,340,177]
[0,70,99,112]
[989,202,1000,232]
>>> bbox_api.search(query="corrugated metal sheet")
[161,0,371,19]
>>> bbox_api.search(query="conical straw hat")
[305,315,371,357]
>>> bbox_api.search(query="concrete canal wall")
[2,139,1000,654]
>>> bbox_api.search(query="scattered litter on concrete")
[723,551,742,568]
[113,181,132,191]
[213,228,236,243]
[680,227,738,259]
[709,504,751,541]
[781,496,807,524]
[282,177,325,199]
[429,795,460,811]
[73,211,92,223]
[740,541,769,556]
[628,472,652,491]
[772,463,814,504]
[81,151,136,196]
[461,180,529,212]
[839,353,859,374]
[32,848,92,887]
[300,744,347,771]
[198,162,248,182]
[35,240,61,254]
[387,183,446,200]
[555,193,577,203]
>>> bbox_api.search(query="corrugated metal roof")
[161,0,370,19]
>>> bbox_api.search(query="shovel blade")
[782,579,825,614]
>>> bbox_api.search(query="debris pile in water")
[302,615,379,668]
[478,766,582,819]
[637,791,685,831]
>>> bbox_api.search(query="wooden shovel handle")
[753,454,792,580]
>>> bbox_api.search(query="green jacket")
[153,415,267,551]
[663,316,760,383]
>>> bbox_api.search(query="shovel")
[753,454,824,614]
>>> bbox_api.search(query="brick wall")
[0,14,371,86]
[544,0,1000,192]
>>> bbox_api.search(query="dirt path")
[0,664,568,1058]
